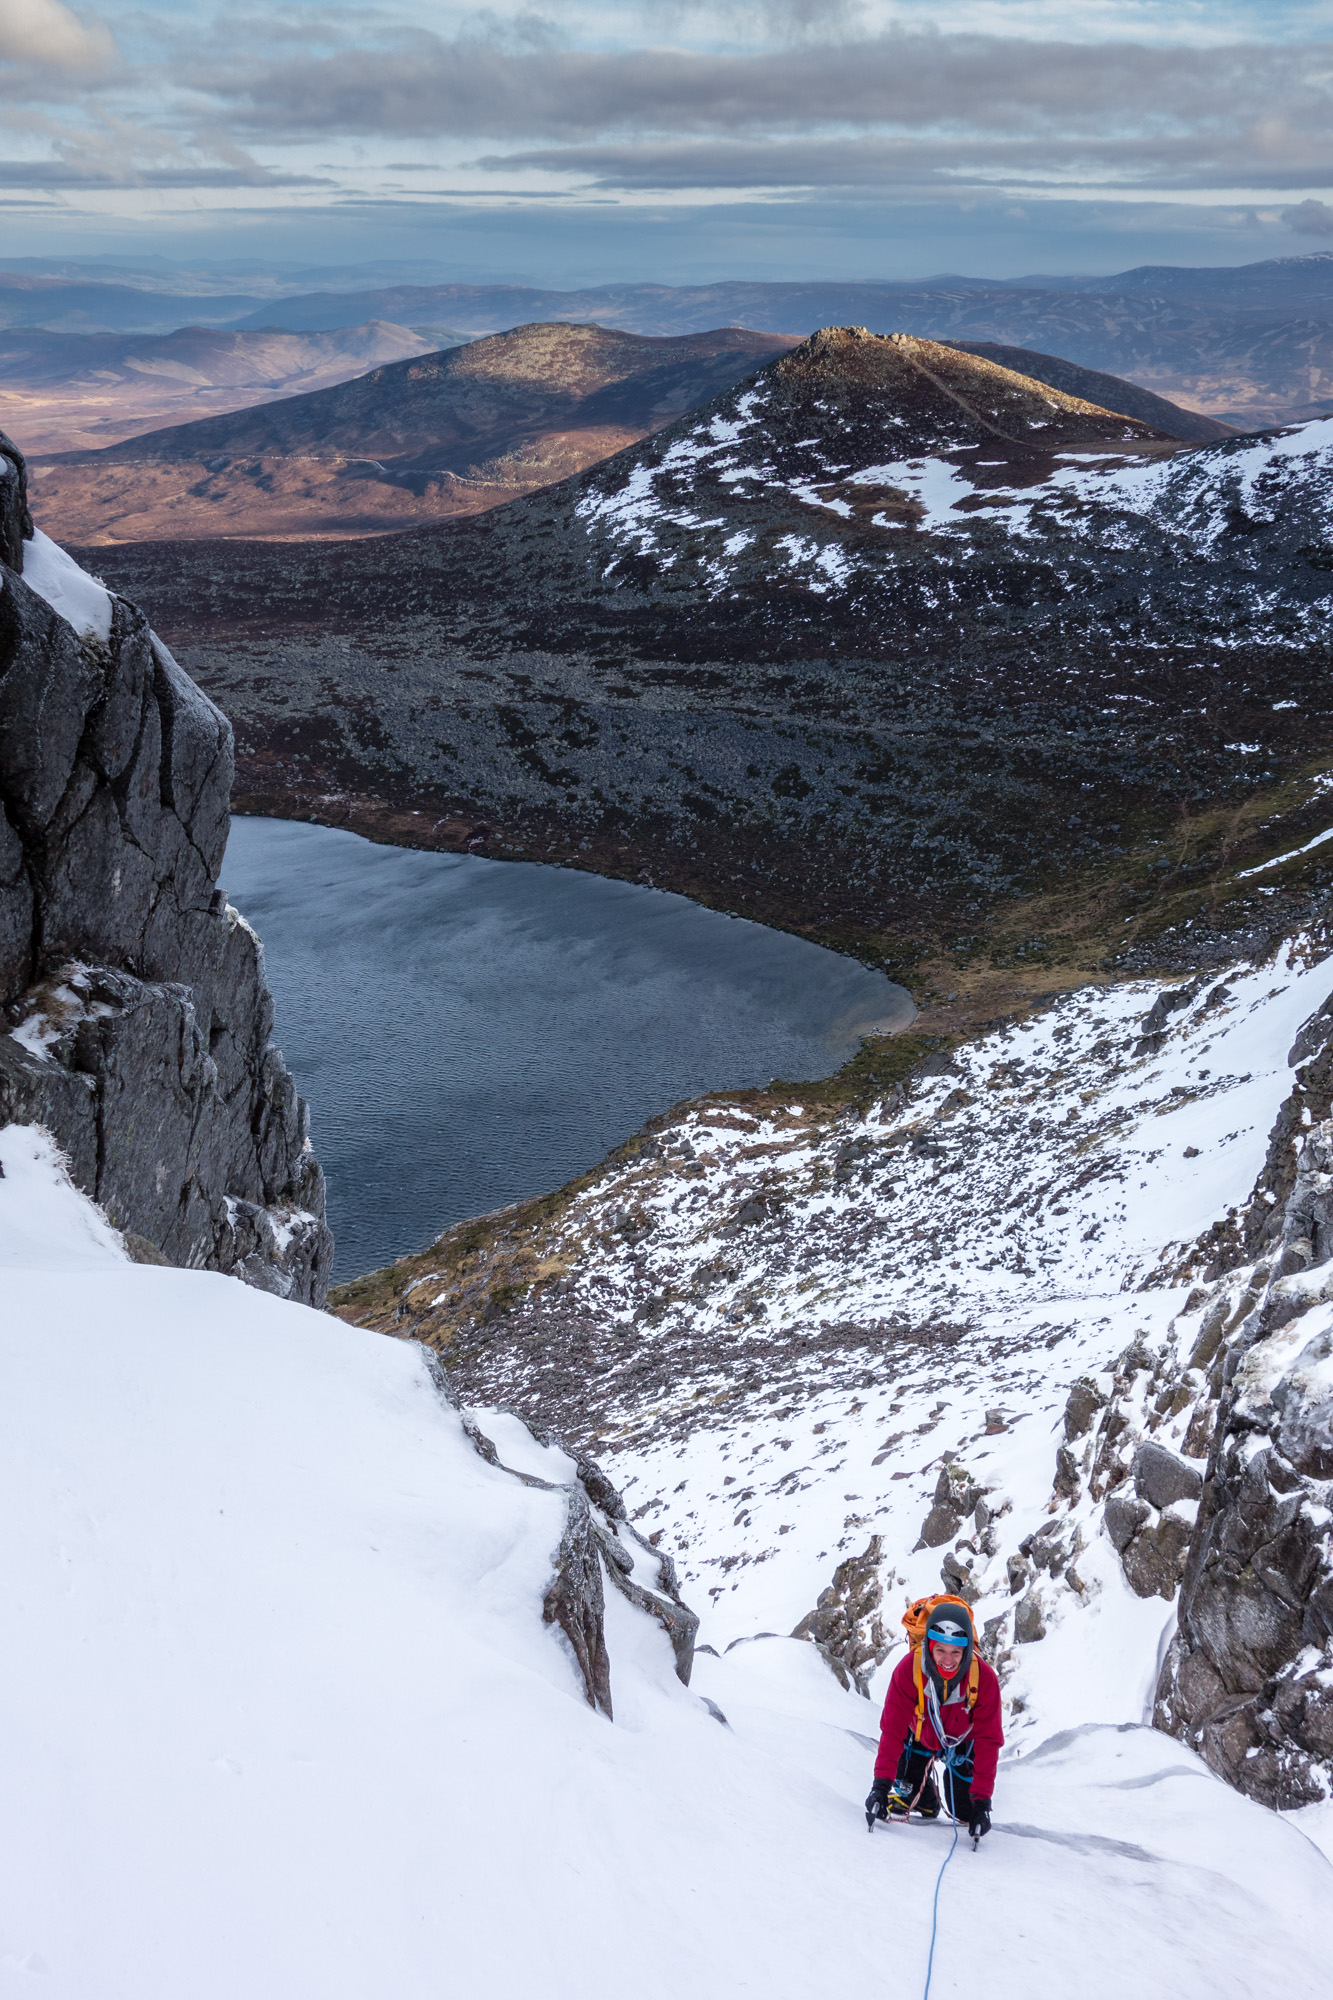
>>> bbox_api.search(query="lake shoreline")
[225,816,914,1284]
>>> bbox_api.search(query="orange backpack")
[901,1593,980,1741]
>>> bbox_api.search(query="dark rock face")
[1063,1375,1109,1441]
[1155,1111,1333,1807]
[543,1486,615,1717]
[0,429,331,1302]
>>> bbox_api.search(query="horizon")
[3,245,1333,303]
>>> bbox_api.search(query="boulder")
[1053,1443,1082,1502]
[1133,1440,1203,1510]
[1104,1493,1151,1553]
[917,1459,980,1547]
[1063,1375,1108,1440]
[940,1549,979,1601]
[1014,1590,1046,1643]
[918,1503,962,1549]
[1121,1512,1193,1600]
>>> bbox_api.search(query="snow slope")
[2,1123,1329,1997]
[424,943,1331,1658]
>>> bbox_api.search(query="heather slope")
[942,341,1235,442]
[36,322,799,543]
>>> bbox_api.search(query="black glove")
[865,1777,891,1825]
[968,1795,992,1840]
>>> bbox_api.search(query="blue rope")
[919,1681,973,2000]
[921,1805,959,2000]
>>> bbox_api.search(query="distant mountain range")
[0,272,269,334]
[212,254,1333,429]
[0,321,443,454]
[31,323,1226,545]
[84,331,1333,982]
[3,254,1333,428]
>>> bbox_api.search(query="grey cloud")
[1284,197,1333,235]
[480,131,1333,197]
[194,32,1333,152]
[0,158,329,189]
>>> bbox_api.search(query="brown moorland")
[31,322,803,544]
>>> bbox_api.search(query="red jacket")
[874,1649,1004,1798]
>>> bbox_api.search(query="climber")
[864,1595,1003,1841]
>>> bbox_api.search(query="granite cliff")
[0,428,331,1301]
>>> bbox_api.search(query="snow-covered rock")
[1156,1112,1333,1806]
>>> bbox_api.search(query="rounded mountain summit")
[84,329,1333,1005]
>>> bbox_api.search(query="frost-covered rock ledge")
[0,429,331,1301]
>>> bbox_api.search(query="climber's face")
[930,1641,964,1676]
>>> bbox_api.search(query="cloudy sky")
[1,0,1331,281]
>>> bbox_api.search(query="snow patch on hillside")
[576,390,1333,623]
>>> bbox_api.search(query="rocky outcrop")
[449,1379,697,1718]
[427,1352,699,1719]
[791,1536,897,1695]
[1154,1110,1333,1807]
[0,429,331,1302]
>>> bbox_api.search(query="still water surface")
[223,818,914,1281]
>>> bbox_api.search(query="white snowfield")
[2,1125,1330,1997]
